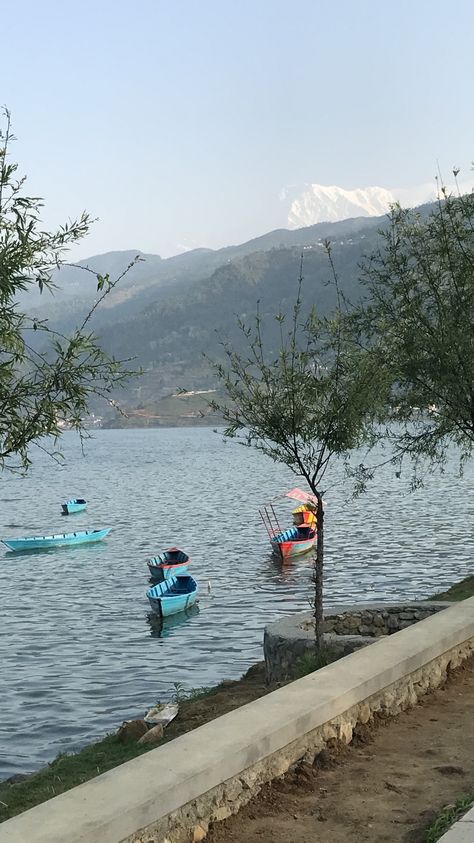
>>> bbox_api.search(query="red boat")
[259,488,318,561]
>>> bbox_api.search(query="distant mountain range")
[287,184,395,228]
[24,204,436,426]
[282,179,474,230]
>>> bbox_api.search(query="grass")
[2,572,474,824]
[293,646,341,678]
[430,575,474,602]
[424,793,474,842]
[0,682,223,823]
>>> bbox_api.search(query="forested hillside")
[27,208,433,423]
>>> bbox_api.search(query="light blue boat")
[62,498,87,515]
[2,528,111,552]
[147,548,190,581]
[146,574,198,618]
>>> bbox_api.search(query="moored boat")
[2,528,111,552]
[62,498,87,515]
[146,574,198,617]
[147,548,190,581]
[270,525,316,559]
[260,487,319,561]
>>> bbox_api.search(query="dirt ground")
[206,658,474,843]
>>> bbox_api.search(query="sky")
[2,0,474,259]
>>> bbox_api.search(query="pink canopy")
[284,487,318,504]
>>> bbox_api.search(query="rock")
[144,703,179,728]
[137,723,164,745]
[373,614,385,628]
[193,823,208,842]
[338,722,353,744]
[117,719,148,743]
[358,624,372,636]
[212,806,231,822]
[358,703,371,724]
[387,616,399,630]
[399,611,415,620]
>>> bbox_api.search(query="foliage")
[210,252,387,647]
[0,669,271,820]
[0,108,138,470]
[353,185,474,482]
[171,681,215,704]
[293,646,341,678]
[424,792,474,842]
[429,575,474,602]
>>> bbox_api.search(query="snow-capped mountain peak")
[287,184,396,229]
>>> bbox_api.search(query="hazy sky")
[3,0,474,258]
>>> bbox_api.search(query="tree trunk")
[314,492,324,649]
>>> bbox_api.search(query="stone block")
[137,724,164,746]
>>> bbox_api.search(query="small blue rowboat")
[147,575,198,618]
[2,528,111,552]
[148,548,190,581]
[62,498,87,515]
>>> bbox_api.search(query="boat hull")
[158,591,198,617]
[2,528,111,552]
[62,501,87,515]
[147,575,198,618]
[272,535,316,559]
[148,560,189,580]
[147,548,190,581]
[271,526,316,560]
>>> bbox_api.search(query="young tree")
[0,109,138,471]
[352,184,474,480]
[211,254,386,648]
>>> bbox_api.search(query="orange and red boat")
[259,488,318,561]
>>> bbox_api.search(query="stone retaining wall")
[264,602,450,682]
[2,598,473,843]
[323,604,444,636]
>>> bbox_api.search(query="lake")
[0,427,472,777]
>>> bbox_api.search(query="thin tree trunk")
[314,492,324,649]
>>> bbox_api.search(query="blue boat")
[147,574,198,617]
[62,498,87,515]
[147,548,190,581]
[2,528,111,552]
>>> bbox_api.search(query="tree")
[352,184,474,481]
[0,108,138,471]
[210,253,385,647]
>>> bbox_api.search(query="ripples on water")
[0,427,473,776]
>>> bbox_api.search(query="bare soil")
[207,658,474,843]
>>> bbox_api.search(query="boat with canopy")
[259,487,318,560]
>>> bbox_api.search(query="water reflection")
[147,604,201,638]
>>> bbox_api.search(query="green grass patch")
[293,646,341,678]
[424,792,474,842]
[429,575,474,602]
[0,733,153,822]
[0,679,236,823]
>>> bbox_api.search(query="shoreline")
[0,575,472,823]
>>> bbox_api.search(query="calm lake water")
[0,427,473,777]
